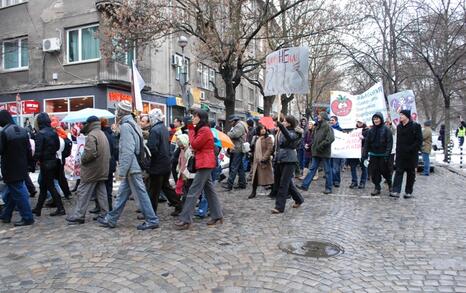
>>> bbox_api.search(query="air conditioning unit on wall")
[42,38,61,52]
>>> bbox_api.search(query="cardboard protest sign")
[264,47,309,96]
[387,90,417,126]
[331,129,363,159]
[330,82,387,129]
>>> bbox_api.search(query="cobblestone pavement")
[1,167,466,293]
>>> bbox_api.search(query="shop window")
[70,96,93,111]
[45,99,68,113]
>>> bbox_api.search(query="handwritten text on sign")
[331,129,363,159]
[264,47,309,96]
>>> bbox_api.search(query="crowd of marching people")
[0,100,436,229]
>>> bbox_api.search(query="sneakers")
[97,216,115,228]
[403,193,413,199]
[358,183,365,189]
[66,217,85,225]
[323,189,332,194]
[14,220,34,227]
[137,222,159,230]
[334,183,340,188]
[370,189,381,196]
[389,192,400,198]
[349,182,358,189]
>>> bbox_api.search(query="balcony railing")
[98,60,131,84]
[95,0,122,11]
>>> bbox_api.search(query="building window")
[112,38,135,66]
[45,96,94,114]
[0,0,26,8]
[197,63,215,91]
[67,24,100,63]
[175,54,190,82]
[2,37,28,70]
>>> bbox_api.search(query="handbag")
[187,156,197,173]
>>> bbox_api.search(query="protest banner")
[264,46,309,96]
[331,129,363,159]
[64,135,85,180]
[330,82,387,129]
[387,90,417,126]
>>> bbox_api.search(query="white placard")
[387,90,417,126]
[331,129,363,159]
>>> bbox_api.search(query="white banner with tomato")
[331,129,363,159]
[64,135,85,180]
[330,82,387,129]
[387,90,418,126]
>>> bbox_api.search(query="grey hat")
[228,114,241,122]
[424,120,432,127]
[319,111,330,121]
[117,100,132,113]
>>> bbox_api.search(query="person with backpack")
[0,110,34,226]
[66,116,110,224]
[146,108,182,216]
[222,115,248,191]
[390,110,423,198]
[97,101,159,230]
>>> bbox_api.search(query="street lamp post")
[177,36,189,113]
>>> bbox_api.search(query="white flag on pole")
[132,60,145,111]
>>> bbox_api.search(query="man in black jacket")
[147,109,182,216]
[363,112,393,196]
[32,112,65,216]
[390,110,422,198]
[0,110,34,226]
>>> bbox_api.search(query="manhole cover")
[278,239,344,258]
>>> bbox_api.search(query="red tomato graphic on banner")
[331,95,353,117]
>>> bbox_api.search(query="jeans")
[348,159,367,184]
[422,152,430,175]
[275,163,304,212]
[1,180,34,222]
[301,157,333,191]
[331,158,344,184]
[303,156,312,169]
[297,148,305,170]
[105,173,159,226]
[227,152,246,188]
[393,167,416,194]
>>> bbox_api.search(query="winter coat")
[102,126,117,173]
[80,122,111,183]
[311,121,335,158]
[396,120,422,169]
[422,126,432,154]
[146,121,171,175]
[303,130,314,159]
[0,124,32,183]
[34,113,60,163]
[251,135,274,186]
[118,115,143,177]
[275,122,301,163]
[189,125,216,169]
[228,121,248,153]
[363,112,393,158]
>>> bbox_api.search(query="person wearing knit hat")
[66,114,111,225]
[421,120,433,176]
[146,108,182,216]
[299,110,335,194]
[390,109,422,198]
[97,102,160,231]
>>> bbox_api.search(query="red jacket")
[189,125,216,169]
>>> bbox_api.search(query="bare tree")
[401,0,466,160]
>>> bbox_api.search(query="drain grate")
[278,239,344,258]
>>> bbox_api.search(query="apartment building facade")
[0,0,263,127]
